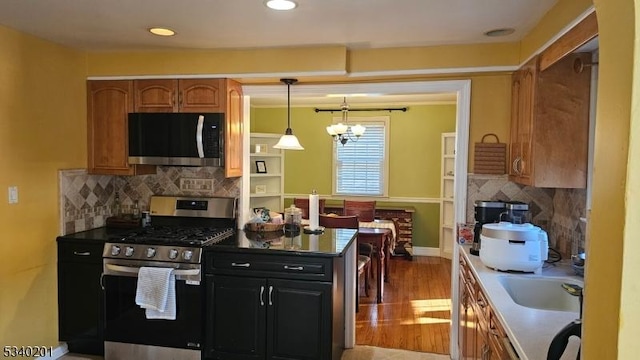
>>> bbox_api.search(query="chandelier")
[326,97,365,145]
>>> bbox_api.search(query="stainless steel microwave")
[128,113,224,166]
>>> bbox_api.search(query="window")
[333,116,389,196]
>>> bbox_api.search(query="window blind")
[335,123,386,196]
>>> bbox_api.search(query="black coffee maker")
[470,200,505,256]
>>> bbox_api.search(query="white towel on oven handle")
[135,267,176,320]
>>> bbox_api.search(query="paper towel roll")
[309,234,319,251]
[309,191,319,230]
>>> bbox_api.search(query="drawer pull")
[284,265,303,271]
[260,286,265,306]
[268,285,273,306]
[73,251,91,256]
[231,262,250,268]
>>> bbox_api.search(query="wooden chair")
[319,214,371,297]
[293,198,326,219]
[344,200,376,222]
[319,214,358,229]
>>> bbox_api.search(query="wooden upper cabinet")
[87,80,155,175]
[134,79,224,113]
[508,53,591,188]
[224,79,243,178]
[134,79,178,112]
[89,78,242,177]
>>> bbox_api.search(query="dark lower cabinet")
[204,252,345,360]
[57,239,105,355]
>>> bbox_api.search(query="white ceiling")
[0,0,559,106]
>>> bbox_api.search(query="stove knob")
[125,246,135,257]
[183,250,193,261]
[111,245,121,256]
[168,249,179,259]
[146,247,156,258]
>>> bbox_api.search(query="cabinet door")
[508,71,522,178]
[180,79,224,112]
[205,275,266,360]
[458,270,471,359]
[57,260,104,354]
[509,58,536,185]
[134,79,178,112]
[225,79,244,178]
[267,279,332,360]
[87,80,155,175]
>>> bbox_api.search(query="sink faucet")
[547,283,583,360]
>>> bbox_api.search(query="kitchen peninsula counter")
[207,228,357,257]
[204,228,357,360]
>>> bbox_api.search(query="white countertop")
[459,245,583,360]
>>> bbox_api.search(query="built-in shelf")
[250,193,282,198]
[250,173,282,178]
[250,153,281,158]
[440,132,456,260]
[249,133,285,213]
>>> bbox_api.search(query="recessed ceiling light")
[264,0,297,11]
[149,27,176,37]
[484,28,515,37]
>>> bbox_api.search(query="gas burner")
[110,226,235,247]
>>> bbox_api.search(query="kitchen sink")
[498,276,582,313]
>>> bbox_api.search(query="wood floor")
[356,255,453,355]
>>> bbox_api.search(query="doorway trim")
[242,79,469,357]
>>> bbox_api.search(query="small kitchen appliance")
[102,195,237,360]
[479,222,549,274]
[470,200,505,256]
[502,201,530,224]
[128,112,225,166]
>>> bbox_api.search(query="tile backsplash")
[466,174,586,258]
[59,167,240,235]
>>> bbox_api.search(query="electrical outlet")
[180,178,214,191]
[8,186,18,204]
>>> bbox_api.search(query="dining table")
[301,218,395,303]
[356,227,392,303]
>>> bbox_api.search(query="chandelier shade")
[326,97,365,145]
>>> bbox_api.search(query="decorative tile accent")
[59,167,241,235]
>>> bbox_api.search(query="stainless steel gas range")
[102,195,237,360]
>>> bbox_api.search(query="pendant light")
[273,78,304,150]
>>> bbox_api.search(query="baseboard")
[38,342,68,359]
[412,246,441,257]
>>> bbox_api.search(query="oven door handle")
[105,264,201,277]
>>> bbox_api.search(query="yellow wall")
[585,1,635,358]
[0,25,86,346]
[251,104,457,196]
[519,0,594,62]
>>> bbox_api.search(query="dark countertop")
[56,227,132,243]
[57,226,357,258]
[208,228,357,257]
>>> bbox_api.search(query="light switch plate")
[8,186,18,204]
